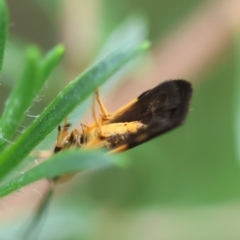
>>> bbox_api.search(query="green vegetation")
[1,0,240,239]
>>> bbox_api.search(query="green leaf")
[0,0,8,74]
[20,185,54,240]
[39,44,65,90]
[95,14,149,94]
[0,46,41,152]
[68,22,149,125]
[97,14,148,59]
[0,41,150,180]
[0,150,128,197]
[0,45,65,153]
[233,31,240,156]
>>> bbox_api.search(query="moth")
[54,79,193,155]
[22,80,192,239]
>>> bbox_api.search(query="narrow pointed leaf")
[0,46,41,152]
[38,44,65,90]
[0,0,8,73]
[0,41,149,180]
[0,150,128,197]
[0,45,65,153]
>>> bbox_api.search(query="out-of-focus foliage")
[102,0,205,39]
[84,50,239,207]
[1,0,240,240]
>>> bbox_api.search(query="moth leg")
[54,118,70,153]
[30,150,52,159]
[80,123,89,146]
[96,118,109,139]
[92,93,104,136]
[54,125,63,153]
[107,144,128,154]
[95,89,111,120]
[81,123,89,129]
[63,118,71,134]
[92,95,112,141]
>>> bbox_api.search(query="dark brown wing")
[108,80,193,151]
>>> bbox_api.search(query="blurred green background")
[2,0,240,239]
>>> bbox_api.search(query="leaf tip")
[140,40,151,50]
[26,45,41,60]
[54,44,65,56]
